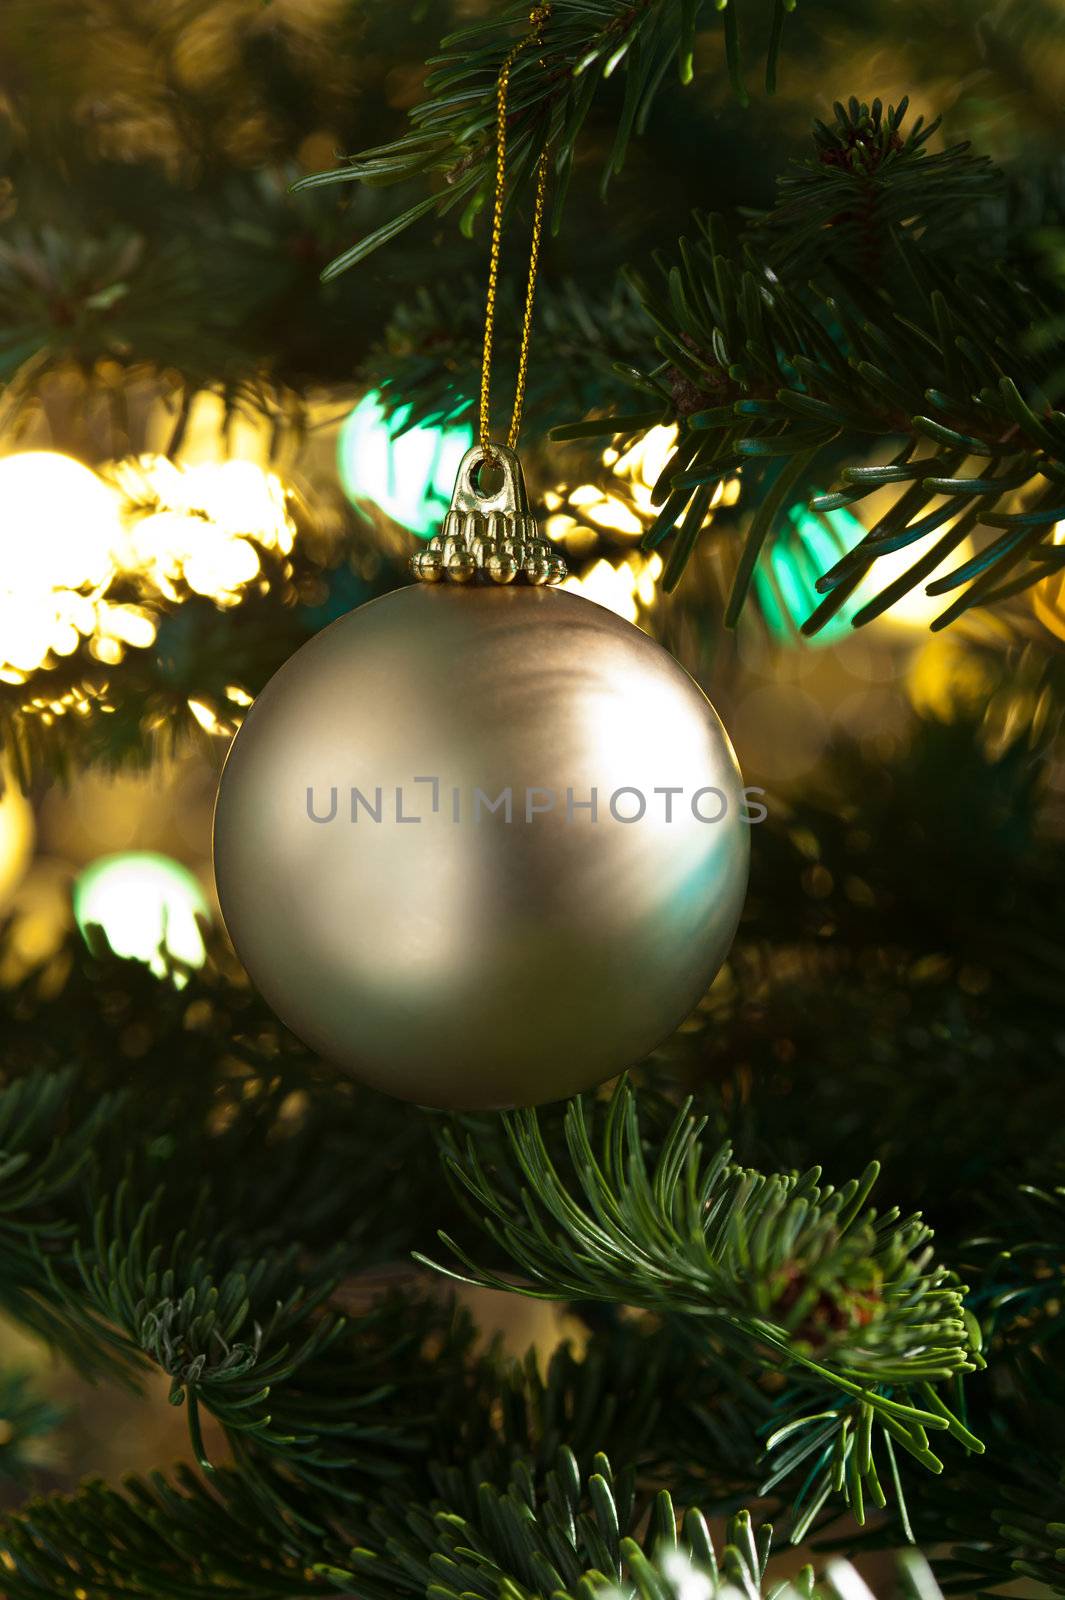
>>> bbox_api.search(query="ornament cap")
[411,444,566,586]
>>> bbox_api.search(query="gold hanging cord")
[479,4,552,459]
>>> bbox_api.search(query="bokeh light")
[545,425,739,554]
[754,500,980,645]
[0,452,124,676]
[852,530,978,632]
[109,455,296,607]
[337,390,473,538]
[0,772,36,913]
[1031,521,1065,643]
[0,858,76,991]
[0,450,299,684]
[907,633,999,720]
[755,505,863,647]
[73,851,209,981]
[560,551,664,625]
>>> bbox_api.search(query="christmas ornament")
[337,390,473,539]
[212,3,750,1108]
[214,445,749,1108]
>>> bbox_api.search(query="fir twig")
[293,1,797,277]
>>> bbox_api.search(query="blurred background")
[0,0,1063,1507]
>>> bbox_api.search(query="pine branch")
[838,1179,1065,1595]
[963,1176,1065,1348]
[292,0,799,278]
[0,1068,130,1377]
[0,926,461,1267]
[0,1451,951,1600]
[553,99,1065,629]
[423,1081,983,1540]
[362,275,649,436]
[920,1346,1065,1596]
[742,712,1064,1005]
[0,2,481,417]
[0,222,257,408]
[0,1370,64,1487]
[0,1463,340,1598]
[350,1454,802,1600]
[753,97,1000,276]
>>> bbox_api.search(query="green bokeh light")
[337,390,474,540]
[73,852,209,982]
[754,502,867,646]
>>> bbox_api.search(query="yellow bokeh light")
[0,452,125,675]
[907,634,998,720]
[111,456,295,605]
[610,423,680,510]
[187,698,237,737]
[0,770,35,914]
[1032,519,1065,643]
[0,451,298,684]
[550,424,734,557]
[0,857,75,990]
[852,529,978,632]
[561,551,664,624]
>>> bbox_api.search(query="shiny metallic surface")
[411,445,566,586]
[213,584,749,1109]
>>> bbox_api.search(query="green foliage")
[0,1455,948,1600]
[350,1453,795,1600]
[842,1178,1065,1595]
[4,10,1065,1592]
[755,99,1000,274]
[294,0,798,278]
[1,705,1062,1580]
[743,710,1063,1003]
[553,98,1065,627]
[1,1464,339,1598]
[966,1179,1065,1340]
[0,1369,64,1486]
[0,1067,125,1373]
[0,0,465,422]
[361,276,649,437]
[426,1082,983,1539]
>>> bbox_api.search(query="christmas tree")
[1,2,1065,1596]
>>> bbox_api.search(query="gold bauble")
[213,584,749,1108]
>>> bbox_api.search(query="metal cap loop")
[411,445,566,587]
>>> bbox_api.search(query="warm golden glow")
[1031,519,1065,642]
[550,424,736,557]
[0,450,298,684]
[0,770,35,914]
[560,551,664,624]
[853,528,978,631]
[907,634,998,719]
[187,698,237,737]
[0,452,128,675]
[0,858,74,991]
[110,456,296,607]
